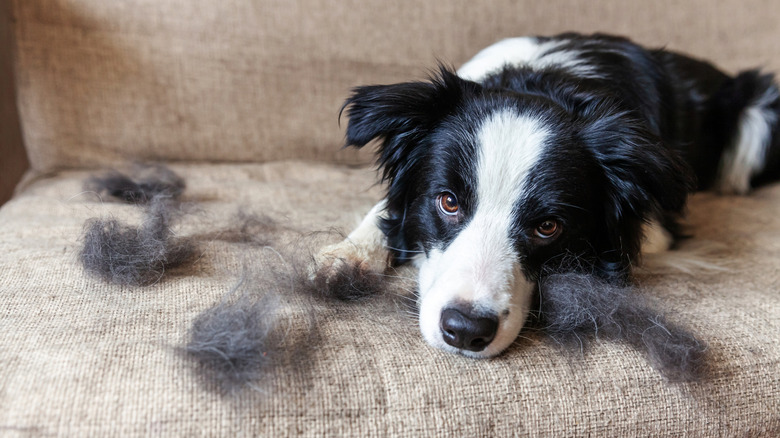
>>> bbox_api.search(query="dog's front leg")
[312,199,391,278]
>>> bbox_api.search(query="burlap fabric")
[0,162,778,436]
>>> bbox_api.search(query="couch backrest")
[11,0,780,173]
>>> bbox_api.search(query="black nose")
[440,306,499,352]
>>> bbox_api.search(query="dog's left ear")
[579,106,695,280]
[341,67,481,185]
[341,68,481,264]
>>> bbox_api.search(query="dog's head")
[342,68,691,357]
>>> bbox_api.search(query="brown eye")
[437,192,459,216]
[535,220,560,239]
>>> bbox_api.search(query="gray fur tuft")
[85,164,185,204]
[539,272,708,381]
[79,197,196,286]
[185,276,284,393]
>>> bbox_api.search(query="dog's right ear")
[341,67,481,184]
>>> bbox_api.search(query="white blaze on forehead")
[476,109,549,213]
[457,37,600,82]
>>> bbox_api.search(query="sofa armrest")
[0,0,28,206]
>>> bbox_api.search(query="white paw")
[641,220,673,255]
[310,239,387,283]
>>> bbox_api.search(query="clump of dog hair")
[182,234,390,395]
[182,234,395,394]
[85,163,185,204]
[186,278,282,393]
[184,243,326,395]
[538,272,708,382]
[79,197,196,286]
[305,258,388,301]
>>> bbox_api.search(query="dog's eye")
[437,192,459,216]
[535,220,560,239]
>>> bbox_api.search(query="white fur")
[416,109,548,357]
[718,86,779,194]
[639,221,731,274]
[641,219,674,254]
[312,200,389,279]
[640,240,731,275]
[457,37,600,82]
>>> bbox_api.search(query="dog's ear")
[341,67,481,184]
[579,106,695,281]
[341,67,480,264]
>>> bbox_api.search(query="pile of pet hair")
[187,276,282,392]
[80,199,195,287]
[79,164,389,393]
[538,272,707,382]
[84,164,186,204]
[78,164,709,392]
[80,165,194,286]
[183,256,323,394]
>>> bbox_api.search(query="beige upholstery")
[2,0,780,435]
[2,163,780,435]
[12,0,780,173]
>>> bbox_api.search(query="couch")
[1,0,779,436]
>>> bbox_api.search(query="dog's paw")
[310,240,386,281]
[308,240,388,300]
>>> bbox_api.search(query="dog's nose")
[440,306,499,352]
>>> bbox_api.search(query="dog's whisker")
[384,246,425,254]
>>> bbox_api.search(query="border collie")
[316,33,780,358]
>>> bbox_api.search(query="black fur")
[342,32,780,282]
[345,67,691,281]
[339,33,780,374]
[343,70,482,264]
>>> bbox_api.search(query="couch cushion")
[0,161,778,436]
[11,0,780,173]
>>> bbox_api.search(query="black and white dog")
[316,33,780,358]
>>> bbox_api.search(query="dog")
[315,33,780,358]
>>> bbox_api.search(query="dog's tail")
[711,70,780,194]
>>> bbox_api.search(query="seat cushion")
[0,161,778,436]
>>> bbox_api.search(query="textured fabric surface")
[1,162,779,436]
[11,0,780,172]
